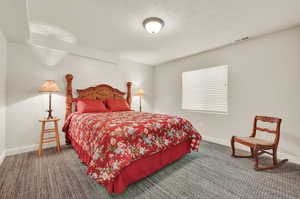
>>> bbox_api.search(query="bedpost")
[65,74,73,145]
[65,74,73,120]
[127,82,132,106]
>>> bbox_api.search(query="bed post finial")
[65,74,73,121]
[127,82,132,106]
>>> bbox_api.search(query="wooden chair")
[231,116,288,170]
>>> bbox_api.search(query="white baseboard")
[4,135,300,166]
[5,139,66,156]
[202,135,300,165]
[0,150,5,165]
[6,144,38,156]
[202,135,230,147]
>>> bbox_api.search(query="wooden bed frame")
[64,74,132,144]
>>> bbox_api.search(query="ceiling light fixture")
[143,17,165,34]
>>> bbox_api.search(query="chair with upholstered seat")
[231,116,288,170]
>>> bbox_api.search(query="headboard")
[65,74,132,120]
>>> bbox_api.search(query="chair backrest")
[251,116,282,146]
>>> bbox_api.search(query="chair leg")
[231,137,253,158]
[38,122,45,156]
[54,120,61,152]
[231,136,236,156]
[250,148,254,158]
[254,147,288,171]
[253,146,260,170]
[273,148,278,165]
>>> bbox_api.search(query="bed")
[62,74,201,193]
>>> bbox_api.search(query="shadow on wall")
[7,22,78,107]
[28,21,77,66]
[6,60,62,107]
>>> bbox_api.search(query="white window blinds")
[182,65,228,113]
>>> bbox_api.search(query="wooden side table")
[38,118,61,156]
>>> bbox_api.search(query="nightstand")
[38,118,61,156]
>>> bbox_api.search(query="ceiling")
[5,0,300,65]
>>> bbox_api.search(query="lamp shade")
[135,88,145,96]
[39,80,60,93]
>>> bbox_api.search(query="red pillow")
[76,99,108,113]
[106,99,131,112]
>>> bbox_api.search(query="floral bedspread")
[63,111,201,185]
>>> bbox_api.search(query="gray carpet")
[0,141,299,199]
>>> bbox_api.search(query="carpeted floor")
[0,141,299,199]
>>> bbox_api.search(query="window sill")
[181,109,228,115]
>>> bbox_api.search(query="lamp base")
[47,93,54,119]
[47,109,54,120]
[139,96,142,112]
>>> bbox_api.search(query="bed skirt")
[67,134,191,193]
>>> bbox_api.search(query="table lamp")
[135,88,145,112]
[39,80,60,119]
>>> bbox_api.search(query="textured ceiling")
[19,0,300,65]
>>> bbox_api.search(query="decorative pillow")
[76,99,108,113]
[106,98,131,112]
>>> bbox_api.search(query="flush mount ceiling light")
[143,17,165,34]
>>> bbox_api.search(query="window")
[182,65,228,114]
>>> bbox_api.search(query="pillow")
[106,98,131,112]
[76,99,108,113]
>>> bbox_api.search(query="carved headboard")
[65,74,132,120]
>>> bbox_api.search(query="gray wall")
[5,42,153,151]
[0,29,7,159]
[153,27,300,162]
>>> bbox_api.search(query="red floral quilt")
[63,111,201,185]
